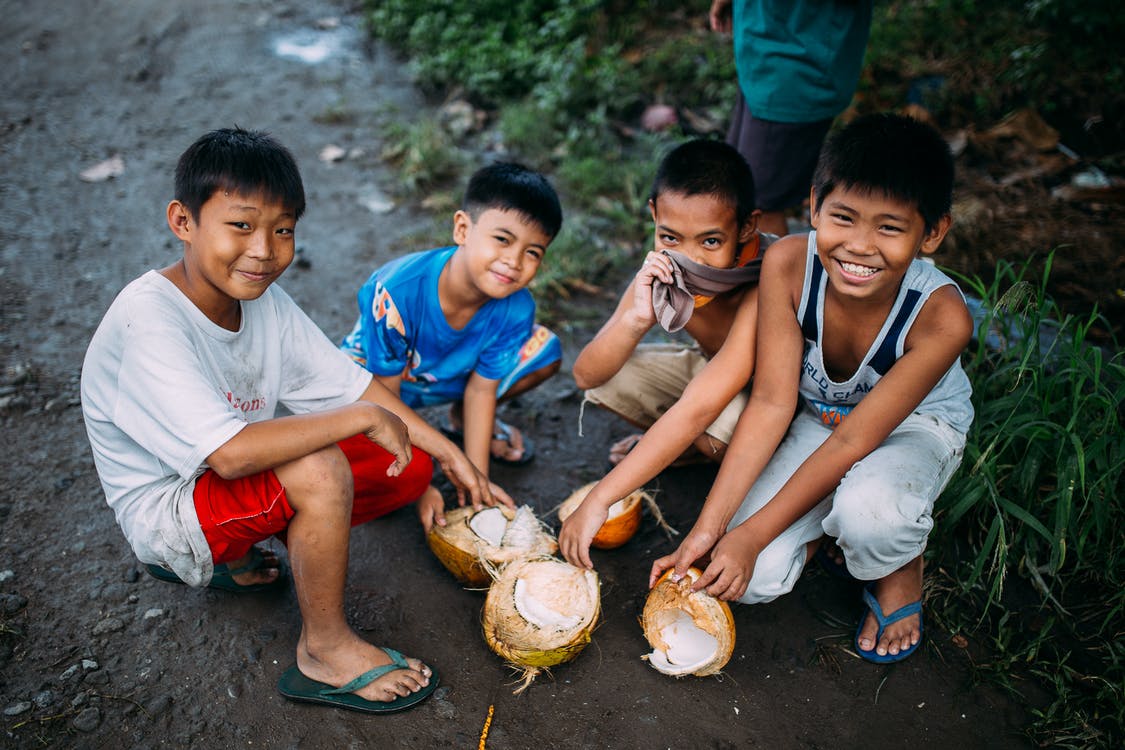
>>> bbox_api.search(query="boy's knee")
[827,480,933,563]
[739,543,802,604]
[279,445,354,503]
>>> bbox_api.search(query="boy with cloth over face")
[650,113,973,664]
[81,128,500,714]
[560,139,776,566]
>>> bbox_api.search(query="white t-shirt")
[81,271,372,585]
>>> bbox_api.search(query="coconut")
[482,555,600,692]
[642,567,735,677]
[426,504,557,587]
[555,482,650,549]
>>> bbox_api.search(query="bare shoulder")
[760,233,808,280]
[907,283,974,352]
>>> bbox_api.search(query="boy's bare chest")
[818,302,889,381]
[685,290,743,357]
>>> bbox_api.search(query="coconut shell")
[482,556,600,691]
[556,482,647,549]
[426,505,557,587]
[642,567,735,677]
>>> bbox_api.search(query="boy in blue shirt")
[342,163,562,502]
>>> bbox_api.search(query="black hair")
[462,162,563,240]
[649,139,757,229]
[174,127,306,221]
[812,113,953,233]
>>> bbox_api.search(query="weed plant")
[933,255,1124,748]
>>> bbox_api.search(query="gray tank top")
[795,231,974,434]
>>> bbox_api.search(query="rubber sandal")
[145,547,288,593]
[491,418,535,466]
[855,584,924,664]
[277,647,440,714]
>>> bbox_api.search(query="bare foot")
[608,433,643,465]
[225,547,282,587]
[608,433,706,467]
[298,633,431,702]
[490,419,528,462]
[856,556,923,658]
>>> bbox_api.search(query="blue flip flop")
[277,647,440,714]
[855,584,923,664]
[440,418,535,466]
[145,547,288,593]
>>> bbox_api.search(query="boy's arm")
[692,285,974,600]
[572,253,674,389]
[648,237,807,586]
[461,373,500,479]
[355,378,512,509]
[560,286,760,569]
[206,400,411,480]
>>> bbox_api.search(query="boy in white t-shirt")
[81,128,504,714]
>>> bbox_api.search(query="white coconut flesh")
[509,561,598,636]
[513,578,583,631]
[466,505,544,549]
[647,609,719,675]
[605,498,628,519]
[468,506,509,547]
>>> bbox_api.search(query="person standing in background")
[710,0,873,237]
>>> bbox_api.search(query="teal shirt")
[732,0,872,123]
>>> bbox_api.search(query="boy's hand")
[485,480,516,509]
[693,525,760,601]
[709,0,733,33]
[629,252,675,327]
[649,527,718,588]
[417,486,446,534]
[559,501,609,570]
[363,404,412,476]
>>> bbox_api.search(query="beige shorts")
[583,343,749,444]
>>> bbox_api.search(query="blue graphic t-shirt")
[340,246,536,408]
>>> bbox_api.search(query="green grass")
[933,256,1124,747]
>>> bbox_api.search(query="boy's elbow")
[572,370,599,390]
[205,450,251,481]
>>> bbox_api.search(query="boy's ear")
[807,186,820,229]
[919,214,953,256]
[648,198,658,223]
[452,209,472,245]
[166,200,193,241]
[738,208,761,243]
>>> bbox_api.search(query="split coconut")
[482,555,600,692]
[642,567,735,677]
[427,504,557,587]
[555,481,650,549]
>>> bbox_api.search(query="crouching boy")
[81,128,498,713]
[651,113,974,664]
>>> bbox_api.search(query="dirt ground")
[4,1,1109,747]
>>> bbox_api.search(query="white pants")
[729,409,966,604]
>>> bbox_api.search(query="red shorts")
[192,434,433,564]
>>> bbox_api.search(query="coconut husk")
[482,555,601,693]
[427,505,557,587]
[642,567,735,677]
[555,482,676,549]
